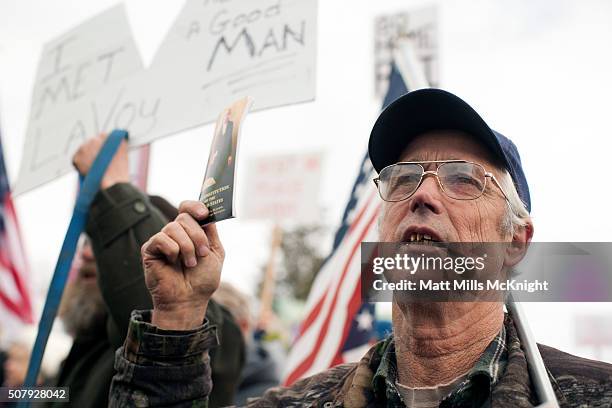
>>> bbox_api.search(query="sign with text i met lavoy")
[15,0,317,195]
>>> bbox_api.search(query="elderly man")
[109,89,612,407]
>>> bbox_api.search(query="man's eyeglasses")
[372,160,510,203]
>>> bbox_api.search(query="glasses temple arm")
[487,173,512,204]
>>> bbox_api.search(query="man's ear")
[504,219,534,268]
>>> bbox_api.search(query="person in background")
[2,342,28,408]
[212,282,281,405]
[1,335,49,408]
[3,342,32,388]
[0,352,6,387]
[47,133,244,408]
[0,327,7,387]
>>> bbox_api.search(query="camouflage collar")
[371,315,509,407]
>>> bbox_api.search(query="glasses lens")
[378,164,422,201]
[438,162,486,199]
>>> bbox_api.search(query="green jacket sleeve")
[85,183,166,349]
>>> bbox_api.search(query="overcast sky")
[1,0,612,362]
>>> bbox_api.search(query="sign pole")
[258,224,283,329]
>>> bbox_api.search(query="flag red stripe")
[331,202,381,366]
[0,260,33,323]
[294,192,375,338]
[332,262,367,365]
[0,196,33,323]
[284,208,379,385]
[0,288,29,321]
[296,296,324,338]
[330,277,363,367]
[345,193,375,236]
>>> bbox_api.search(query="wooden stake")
[258,224,283,329]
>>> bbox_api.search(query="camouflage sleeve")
[109,310,219,407]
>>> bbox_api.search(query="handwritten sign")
[14,0,317,194]
[135,0,317,145]
[241,152,322,223]
[14,5,147,194]
[374,7,439,98]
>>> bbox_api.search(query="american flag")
[0,124,33,323]
[337,303,377,364]
[282,61,411,385]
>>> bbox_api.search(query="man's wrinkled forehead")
[398,130,504,169]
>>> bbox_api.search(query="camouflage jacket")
[110,311,612,407]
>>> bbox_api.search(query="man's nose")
[409,174,444,214]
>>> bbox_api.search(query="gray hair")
[498,170,530,236]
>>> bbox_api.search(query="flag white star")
[356,309,374,331]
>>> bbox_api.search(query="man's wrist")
[152,302,209,331]
[100,177,129,190]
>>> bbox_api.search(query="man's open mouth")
[401,227,443,245]
[78,264,98,281]
[407,233,437,244]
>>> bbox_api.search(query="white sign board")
[14,5,146,194]
[241,152,322,223]
[139,0,317,145]
[374,7,438,97]
[14,0,318,194]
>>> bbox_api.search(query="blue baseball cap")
[368,88,531,212]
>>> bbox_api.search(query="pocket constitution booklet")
[199,96,253,225]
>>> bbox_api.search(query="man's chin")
[60,281,106,337]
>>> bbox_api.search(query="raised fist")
[141,200,224,330]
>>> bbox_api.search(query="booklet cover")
[199,96,253,224]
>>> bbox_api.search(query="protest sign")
[14,0,318,194]
[14,5,146,194]
[241,151,323,223]
[135,0,317,145]
[374,7,439,98]
[240,150,323,328]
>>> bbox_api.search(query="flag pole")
[507,294,559,407]
[258,223,283,329]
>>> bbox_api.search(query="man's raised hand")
[71,133,129,189]
[142,201,224,330]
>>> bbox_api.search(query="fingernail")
[186,257,197,267]
[198,245,209,257]
[198,205,208,217]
